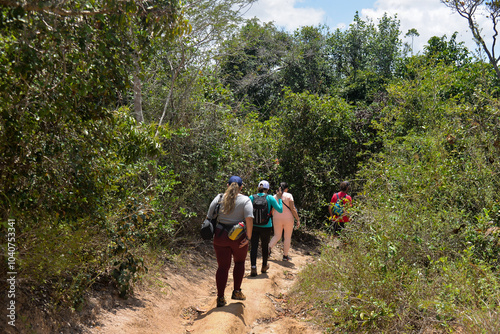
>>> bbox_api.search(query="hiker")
[207,175,253,307]
[269,182,300,261]
[248,180,283,277]
[328,181,352,235]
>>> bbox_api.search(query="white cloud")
[243,0,325,31]
[243,0,496,55]
[362,0,489,54]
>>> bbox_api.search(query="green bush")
[291,61,500,332]
[273,89,362,225]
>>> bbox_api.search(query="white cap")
[258,180,270,189]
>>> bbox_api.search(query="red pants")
[213,227,248,298]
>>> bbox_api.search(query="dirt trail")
[84,240,324,334]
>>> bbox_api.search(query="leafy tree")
[0,1,191,120]
[0,0,191,313]
[327,12,401,102]
[136,1,263,234]
[127,1,192,123]
[280,25,335,95]
[274,89,357,224]
[142,0,256,127]
[404,28,420,55]
[0,0,192,218]
[371,14,401,77]
[328,13,374,82]
[424,32,470,66]
[218,18,292,118]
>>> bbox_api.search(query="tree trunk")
[468,16,500,81]
[133,63,144,123]
[442,1,500,81]
[130,22,144,124]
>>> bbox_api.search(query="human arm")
[240,216,253,248]
[289,200,300,227]
[269,194,283,213]
[239,196,254,247]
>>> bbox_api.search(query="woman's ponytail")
[221,182,240,214]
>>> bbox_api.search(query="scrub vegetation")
[1,0,499,332]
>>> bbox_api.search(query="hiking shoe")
[250,267,257,277]
[231,290,246,300]
[217,296,226,307]
[282,255,292,261]
[261,264,269,273]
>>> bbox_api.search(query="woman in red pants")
[206,175,254,307]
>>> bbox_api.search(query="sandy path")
[86,242,323,334]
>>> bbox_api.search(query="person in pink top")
[269,182,300,261]
[328,181,352,235]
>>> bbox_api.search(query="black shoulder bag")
[200,194,222,240]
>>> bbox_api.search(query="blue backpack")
[332,192,346,217]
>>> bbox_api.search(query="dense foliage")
[1,0,499,332]
[293,59,500,332]
[0,0,189,319]
[273,89,357,225]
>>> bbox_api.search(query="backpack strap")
[207,193,224,237]
[281,195,292,212]
[213,193,223,216]
[266,194,273,220]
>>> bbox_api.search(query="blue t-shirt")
[249,193,283,228]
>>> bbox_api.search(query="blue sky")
[243,0,494,54]
[293,0,377,29]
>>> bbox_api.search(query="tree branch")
[0,0,176,17]
[156,52,186,136]
[0,0,112,16]
[441,0,500,79]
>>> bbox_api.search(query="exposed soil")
[82,230,326,334]
[0,230,326,334]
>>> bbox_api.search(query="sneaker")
[231,290,246,300]
[261,264,269,273]
[282,255,292,261]
[250,267,257,277]
[217,296,226,307]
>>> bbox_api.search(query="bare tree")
[441,0,500,79]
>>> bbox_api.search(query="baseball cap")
[258,180,270,189]
[228,175,243,186]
